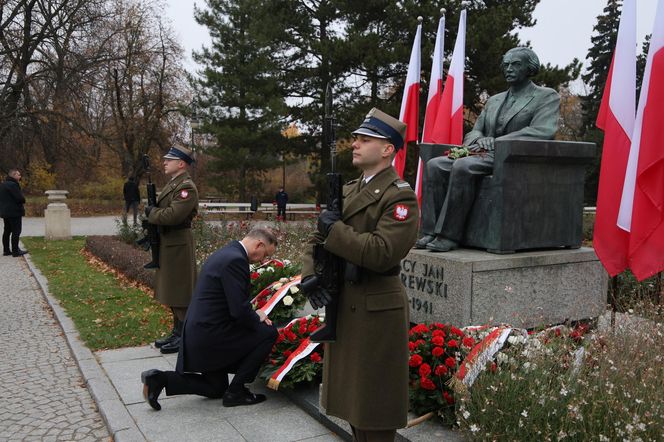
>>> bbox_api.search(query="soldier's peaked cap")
[163,145,195,164]
[352,108,407,150]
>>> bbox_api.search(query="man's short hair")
[503,47,540,77]
[246,226,278,246]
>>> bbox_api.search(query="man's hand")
[317,199,341,236]
[257,309,272,326]
[471,137,495,152]
[144,205,155,216]
[300,275,332,309]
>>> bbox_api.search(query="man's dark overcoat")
[147,171,198,307]
[0,176,26,218]
[303,166,419,430]
[176,241,274,373]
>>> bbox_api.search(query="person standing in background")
[0,169,28,257]
[275,187,288,221]
[123,176,141,224]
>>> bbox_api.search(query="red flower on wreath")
[462,336,475,348]
[432,329,446,338]
[419,363,432,377]
[408,342,416,351]
[431,336,445,346]
[283,350,292,358]
[445,356,456,368]
[409,354,423,367]
[450,326,464,337]
[434,364,448,376]
[420,377,436,390]
[432,346,444,357]
[251,272,260,280]
[447,339,459,348]
[410,324,429,335]
[310,352,322,363]
[443,390,455,404]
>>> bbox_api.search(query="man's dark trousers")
[164,324,276,398]
[422,154,494,242]
[2,217,22,255]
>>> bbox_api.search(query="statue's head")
[501,47,540,85]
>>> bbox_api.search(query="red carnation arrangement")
[408,322,474,420]
[260,315,324,389]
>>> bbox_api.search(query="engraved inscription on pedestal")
[400,247,607,328]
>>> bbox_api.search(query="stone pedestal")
[44,190,71,240]
[401,247,607,328]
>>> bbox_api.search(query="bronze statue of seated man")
[416,46,561,252]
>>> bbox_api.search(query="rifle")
[303,83,344,343]
[137,154,160,269]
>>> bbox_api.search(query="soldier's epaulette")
[346,179,359,185]
[394,180,412,190]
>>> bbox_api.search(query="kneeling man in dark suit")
[141,227,279,410]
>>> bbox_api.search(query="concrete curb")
[23,246,147,441]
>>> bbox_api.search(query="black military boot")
[154,317,178,348]
[310,298,338,343]
[160,319,182,354]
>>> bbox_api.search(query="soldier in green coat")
[302,109,419,441]
[145,145,199,354]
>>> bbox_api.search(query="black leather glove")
[144,205,155,217]
[309,287,332,309]
[300,275,332,309]
[317,203,341,236]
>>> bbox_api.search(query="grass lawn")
[22,237,170,351]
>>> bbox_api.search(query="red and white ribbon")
[267,337,321,390]
[449,326,512,393]
[259,275,301,315]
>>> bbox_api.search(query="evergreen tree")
[193,0,290,200]
[581,0,621,134]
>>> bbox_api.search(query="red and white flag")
[393,20,421,179]
[415,13,446,206]
[593,0,636,277]
[430,9,466,145]
[625,0,664,280]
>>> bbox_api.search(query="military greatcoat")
[147,171,198,307]
[303,166,419,430]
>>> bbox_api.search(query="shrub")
[116,219,144,245]
[85,235,154,289]
[23,162,56,194]
[456,320,664,440]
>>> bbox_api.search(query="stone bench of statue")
[418,140,596,253]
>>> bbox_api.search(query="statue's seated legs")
[417,154,493,251]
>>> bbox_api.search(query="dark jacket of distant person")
[0,175,26,218]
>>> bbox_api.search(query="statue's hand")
[472,137,495,151]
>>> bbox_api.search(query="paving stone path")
[0,256,110,441]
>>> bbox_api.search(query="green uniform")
[147,172,198,308]
[303,166,419,430]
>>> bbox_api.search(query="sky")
[163,0,658,86]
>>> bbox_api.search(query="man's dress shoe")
[222,388,266,407]
[141,369,165,411]
[425,238,458,252]
[414,235,435,249]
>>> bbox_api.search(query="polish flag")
[430,9,466,145]
[625,0,664,280]
[593,0,636,277]
[393,20,421,179]
[415,13,446,206]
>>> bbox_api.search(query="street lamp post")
[190,115,201,181]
